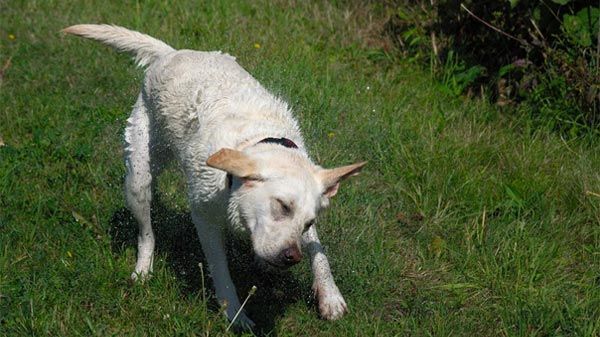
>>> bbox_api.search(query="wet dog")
[63,24,365,328]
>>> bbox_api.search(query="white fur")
[64,24,361,328]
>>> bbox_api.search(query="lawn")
[1,1,598,336]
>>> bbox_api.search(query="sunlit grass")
[1,1,598,336]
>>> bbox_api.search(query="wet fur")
[63,24,363,328]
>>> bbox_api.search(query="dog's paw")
[313,281,347,320]
[132,253,154,282]
[130,270,151,283]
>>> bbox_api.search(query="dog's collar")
[257,137,298,149]
[227,137,298,189]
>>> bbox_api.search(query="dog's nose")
[280,246,302,266]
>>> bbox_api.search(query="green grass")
[1,1,599,336]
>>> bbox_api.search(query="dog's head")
[206,146,365,268]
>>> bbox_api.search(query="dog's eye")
[277,199,292,215]
[303,219,315,232]
[277,199,292,214]
[272,198,293,220]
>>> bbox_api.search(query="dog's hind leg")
[125,94,155,281]
[303,225,348,320]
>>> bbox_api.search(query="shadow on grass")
[108,198,307,336]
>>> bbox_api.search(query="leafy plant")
[562,7,600,47]
[384,0,600,133]
[441,50,486,97]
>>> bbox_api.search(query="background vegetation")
[1,0,599,336]
[385,0,599,135]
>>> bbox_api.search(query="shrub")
[384,0,599,133]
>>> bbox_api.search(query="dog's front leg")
[302,225,347,320]
[191,209,254,329]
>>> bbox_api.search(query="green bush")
[384,0,599,133]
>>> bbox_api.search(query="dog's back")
[144,50,300,154]
[64,25,303,160]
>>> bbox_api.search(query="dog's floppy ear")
[318,161,367,197]
[206,148,261,179]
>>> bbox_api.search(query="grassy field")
[1,1,599,336]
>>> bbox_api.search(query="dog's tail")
[62,24,175,67]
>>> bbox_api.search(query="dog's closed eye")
[304,219,315,233]
[271,198,293,220]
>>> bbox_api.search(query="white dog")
[63,24,365,328]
